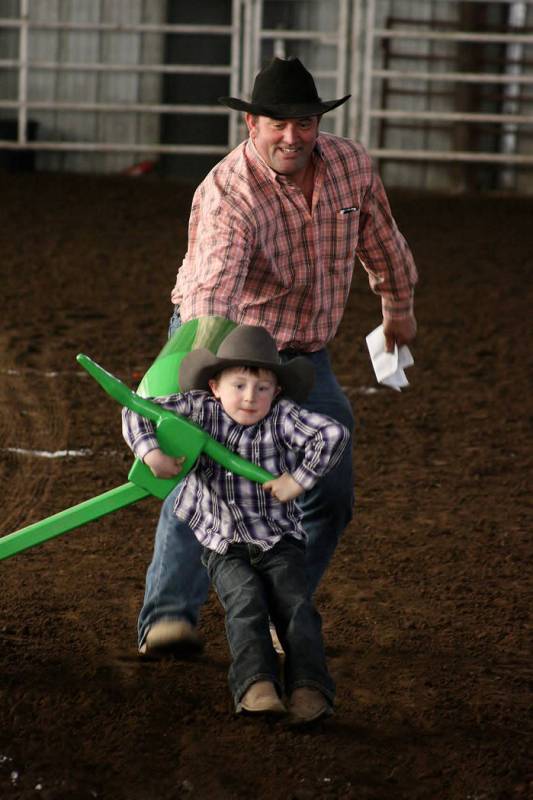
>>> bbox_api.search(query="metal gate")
[359,0,533,189]
[0,0,355,172]
[0,0,244,172]
[1,0,533,189]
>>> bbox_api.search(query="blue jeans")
[202,537,335,708]
[138,310,354,646]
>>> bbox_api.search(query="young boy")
[122,324,349,725]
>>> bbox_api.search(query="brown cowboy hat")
[218,56,350,119]
[179,324,314,404]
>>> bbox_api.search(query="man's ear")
[245,112,257,137]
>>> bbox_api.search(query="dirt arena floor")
[0,170,531,800]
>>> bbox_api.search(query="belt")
[279,348,310,358]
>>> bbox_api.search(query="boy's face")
[208,367,280,426]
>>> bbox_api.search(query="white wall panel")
[19,0,165,173]
[0,0,19,102]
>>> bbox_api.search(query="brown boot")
[139,619,203,659]
[238,681,286,715]
[288,687,333,726]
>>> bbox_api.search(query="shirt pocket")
[331,207,360,263]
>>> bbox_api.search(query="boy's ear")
[208,378,220,398]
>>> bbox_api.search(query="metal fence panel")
[358,0,533,190]
[1,0,533,191]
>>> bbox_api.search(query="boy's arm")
[263,408,349,503]
[263,473,305,503]
[121,393,194,476]
[283,404,350,492]
[144,449,185,479]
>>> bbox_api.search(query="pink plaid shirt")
[171,133,417,352]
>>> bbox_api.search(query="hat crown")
[216,325,280,366]
[179,323,315,404]
[218,56,350,118]
[251,57,320,106]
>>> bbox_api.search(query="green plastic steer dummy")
[0,317,274,561]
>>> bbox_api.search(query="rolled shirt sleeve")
[283,405,350,491]
[356,164,418,322]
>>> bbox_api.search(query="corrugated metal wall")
[40,0,163,173]
[0,0,164,173]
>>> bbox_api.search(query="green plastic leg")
[0,482,149,561]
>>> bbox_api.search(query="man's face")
[245,114,320,178]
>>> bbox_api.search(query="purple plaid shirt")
[122,391,349,553]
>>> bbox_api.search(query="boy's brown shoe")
[138,619,203,659]
[238,681,286,715]
[288,687,333,726]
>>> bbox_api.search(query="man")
[138,56,417,657]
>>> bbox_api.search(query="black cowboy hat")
[218,57,350,119]
[179,324,315,404]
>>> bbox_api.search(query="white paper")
[366,325,414,391]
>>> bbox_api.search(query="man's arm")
[383,315,417,352]
[171,180,253,317]
[356,163,418,351]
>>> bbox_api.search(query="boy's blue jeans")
[138,310,354,647]
[201,537,335,708]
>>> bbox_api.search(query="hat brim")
[180,349,315,405]
[218,95,351,119]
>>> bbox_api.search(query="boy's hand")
[263,473,305,503]
[144,448,185,479]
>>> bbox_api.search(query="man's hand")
[383,314,417,353]
[144,448,185,479]
[263,473,305,503]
